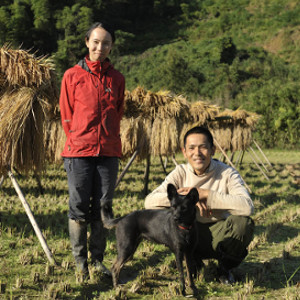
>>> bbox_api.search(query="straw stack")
[148,91,190,156]
[120,116,152,161]
[180,100,221,147]
[230,108,260,151]
[209,108,260,151]
[0,45,58,174]
[209,109,234,151]
[44,118,66,163]
[121,87,191,159]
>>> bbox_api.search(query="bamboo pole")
[7,169,56,265]
[229,152,235,162]
[246,149,270,181]
[164,157,168,170]
[0,175,4,188]
[213,139,252,193]
[143,154,151,196]
[253,140,272,167]
[159,155,167,175]
[115,150,139,189]
[249,146,269,173]
[218,153,224,161]
[172,155,178,166]
[239,150,245,166]
[235,150,243,166]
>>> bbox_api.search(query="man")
[145,126,254,284]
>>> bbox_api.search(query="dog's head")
[167,183,199,228]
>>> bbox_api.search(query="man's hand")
[177,187,211,218]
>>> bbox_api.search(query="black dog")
[101,183,199,296]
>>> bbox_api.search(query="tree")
[55,4,93,75]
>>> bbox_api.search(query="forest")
[0,0,299,148]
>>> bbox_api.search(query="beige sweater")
[144,159,254,223]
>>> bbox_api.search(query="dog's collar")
[178,224,192,231]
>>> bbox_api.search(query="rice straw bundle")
[209,109,234,151]
[230,109,260,151]
[0,87,45,174]
[0,45,55,88]
[0,46,58,174]
[123,90,142,118]
[150,117,180,156]
[44,118,66,163]
[190,101,220,125]
[231,123,244,151]
[140,90,190,121]
[209,108,260,151]
[120,116,151,161]
[157,92,190,120]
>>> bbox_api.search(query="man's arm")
[207,170,254,216]
[177,167,254,219]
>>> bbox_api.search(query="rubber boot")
[69,219,89,281]
[89,220,111,277]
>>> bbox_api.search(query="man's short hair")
[183,126,214,148]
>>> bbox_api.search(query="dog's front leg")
[185,253,198,296]
[175,252,186,296]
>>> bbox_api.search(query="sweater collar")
[187,158,216,177]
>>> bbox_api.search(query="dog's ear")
[167,183,178,205]
[188,187,200,205]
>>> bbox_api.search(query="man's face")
[182,133,215,175]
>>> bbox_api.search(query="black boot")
[69,219,89,281]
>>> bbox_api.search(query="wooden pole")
[115,150,139,189]
[172,155,178,166]
[213,139,252,193]
[164,157,168,170]
[8,169,56,265]
[239,150,245,166]
[249,146,269,173]
[246,149,270,181]
[229,151,235,162]
[143,154,151,195]
[159,155,167,175]
[218,153,224,161]
[253,140,272,167]
[235,150,243,166]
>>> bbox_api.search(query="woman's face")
[85,27,113,62]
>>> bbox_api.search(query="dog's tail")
[101,202,124,229]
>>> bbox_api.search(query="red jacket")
[59,56,125,157]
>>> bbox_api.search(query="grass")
[0,148,299,299]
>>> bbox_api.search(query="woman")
[59,22,125,280]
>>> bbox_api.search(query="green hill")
[112,0,300,148]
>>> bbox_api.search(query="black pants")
[64,156,119,222]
